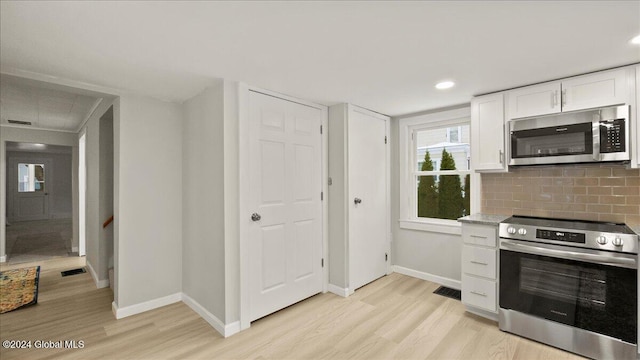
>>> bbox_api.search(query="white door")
[248,91,323,322]
[9,158,51,221]
[348,108,388,291]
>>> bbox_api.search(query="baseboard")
[86,260,110,289]
[181,293,240,338]
[392,265,461,290]
[327,283,350,297]
[0,255,6,263]
[112,292,182,319]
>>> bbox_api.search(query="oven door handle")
[500,239,637,269]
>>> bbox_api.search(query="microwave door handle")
[592,117,600,161]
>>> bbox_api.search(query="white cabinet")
[328,104,390,296]
[471,93,506,172]
[508,82,561,119]
[635,65,640,169]
[507,68,629,120]
[461,222,499,319]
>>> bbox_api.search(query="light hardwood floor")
[0,258,585,360]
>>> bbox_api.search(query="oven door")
[499,239,637,344]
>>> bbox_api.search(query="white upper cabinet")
[507,68,629,120]
[508,81,561,119]
[635,65,640,168]
[561,69,628,112]
[471,93,506,172]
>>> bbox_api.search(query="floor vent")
[433,286,461,301]
[61,268,86,277]
[7,120,32,126]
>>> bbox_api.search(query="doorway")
[5,142,74,264]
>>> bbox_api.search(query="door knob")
[251,213,261,221]
[354,197,362,205]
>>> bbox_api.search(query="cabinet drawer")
[462,274,497,313]
[462,245,496,279]
[462,224,497,247]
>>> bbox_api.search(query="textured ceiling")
[1,1,639,117]
[0,75,102,132]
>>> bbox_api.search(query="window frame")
[398,107,480,234]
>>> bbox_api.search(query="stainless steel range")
[498,216,638,360]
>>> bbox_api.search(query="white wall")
[84,107,102,280]
[390,117,462,285]
[0,127,77,261]
[114,94,183,309]
[182,83,226,322]
[181,80,241,329]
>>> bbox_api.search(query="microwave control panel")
[600,119,625,153]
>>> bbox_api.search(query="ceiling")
[5,141,72,154]
[0,75,102,132]
[1,1,639,117]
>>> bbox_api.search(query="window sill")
[398,219,462,235]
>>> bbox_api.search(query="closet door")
[348,108,388,291]
[248,91,323,322]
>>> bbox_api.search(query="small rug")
[433,285,461,301]
[0,266,41,314]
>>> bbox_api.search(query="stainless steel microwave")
[508,105,629,166]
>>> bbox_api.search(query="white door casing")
[348,108,389,291]
[247,91,324,322]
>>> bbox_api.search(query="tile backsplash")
[481,164,640,226]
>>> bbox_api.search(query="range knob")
[507,227,517,234]
[518,228,527,235]
[596,236,608,245]
[612,237,624,247]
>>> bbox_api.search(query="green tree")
[437,149,464,219]
[417,151,438,218]
[463,174,471,216]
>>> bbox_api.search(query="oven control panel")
[536,229,585,243]
[499,222,638,254]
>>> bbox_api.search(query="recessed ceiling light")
[435,81,455,90]
[631,34,640,45]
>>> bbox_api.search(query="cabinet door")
[636,66,640,166]
[508,82,561,119]
[471,93,506,172]
[561,68,627,112]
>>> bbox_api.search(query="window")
[18,163,45,192]
[414,125,471,220]
[399,107,477,233]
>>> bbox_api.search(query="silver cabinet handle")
[470,291,487,297]
[354,197,362,205]
[552,91,557,107]
[561,89,567,107]
[499,150,504,164]
[470,260,489,266]
[251,213,261,221]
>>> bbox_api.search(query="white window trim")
[398,106,480,234]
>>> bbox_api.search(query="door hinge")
[320,125,323,134]
[384,136,387,144]
[321,191,324,201]
[321,258,324,267]
[385,253,388,262]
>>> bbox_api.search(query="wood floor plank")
[0,258,588,359]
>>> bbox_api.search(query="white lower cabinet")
[461,222,499,319]
[461,274,497,312]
